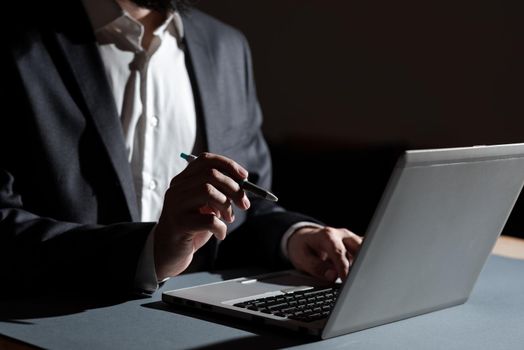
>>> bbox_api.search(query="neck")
[115,0,167,50]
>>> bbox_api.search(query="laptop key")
[304,288,333,297]
[268,303,288,310]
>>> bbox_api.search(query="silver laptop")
[162,143,524,339]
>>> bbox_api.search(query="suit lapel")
[182,15,223,154]
[52,9,139,222]
[183,13,226,260]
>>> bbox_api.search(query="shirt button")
[148,180,157,191]
[150,116,159,127]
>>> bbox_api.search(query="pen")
[180,153,278,202]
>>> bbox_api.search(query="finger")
[317,228,351,280]
[312,260,338,282]
[342,234,363,262]
[189,152,248,181]
[298,252,336,281]
[342,230,363,251]
[186,212,228,240]
[184,183,235,222]
[199,205,221,218]
[321,247,350,280]
[200,204,236,223]
[204,167,249,210]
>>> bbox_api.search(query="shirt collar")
[81,0,184,40]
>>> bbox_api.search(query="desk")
[492,235,524,260]
[1,236,524,350]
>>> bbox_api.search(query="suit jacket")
[0,1,317,296]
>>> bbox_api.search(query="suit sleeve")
[216,34,323,270]
[0,169,154,297]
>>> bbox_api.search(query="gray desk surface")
[1,255,523,350]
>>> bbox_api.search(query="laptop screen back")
[323,144,524,338]
[322,145,524,338]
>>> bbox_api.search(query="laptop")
[162,143,524,339]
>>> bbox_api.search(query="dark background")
[195,0,524,237]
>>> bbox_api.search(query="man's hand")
[287,226,363,282]
[153,153,251,280]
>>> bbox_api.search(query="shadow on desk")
[0,295,130,325]
[142,300,312,350]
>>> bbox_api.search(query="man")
[0,0,361,296]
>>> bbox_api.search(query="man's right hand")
[153,153,251,280]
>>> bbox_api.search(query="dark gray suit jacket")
[0,1,317,296]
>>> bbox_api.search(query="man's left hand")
[287,226,363,282]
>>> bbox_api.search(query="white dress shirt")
[82,0,320,293]
[82,0,197,291]
[84,1,197,222]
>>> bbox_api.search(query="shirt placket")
[141,35,163,222]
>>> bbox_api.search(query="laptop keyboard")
[233,286,340,322]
